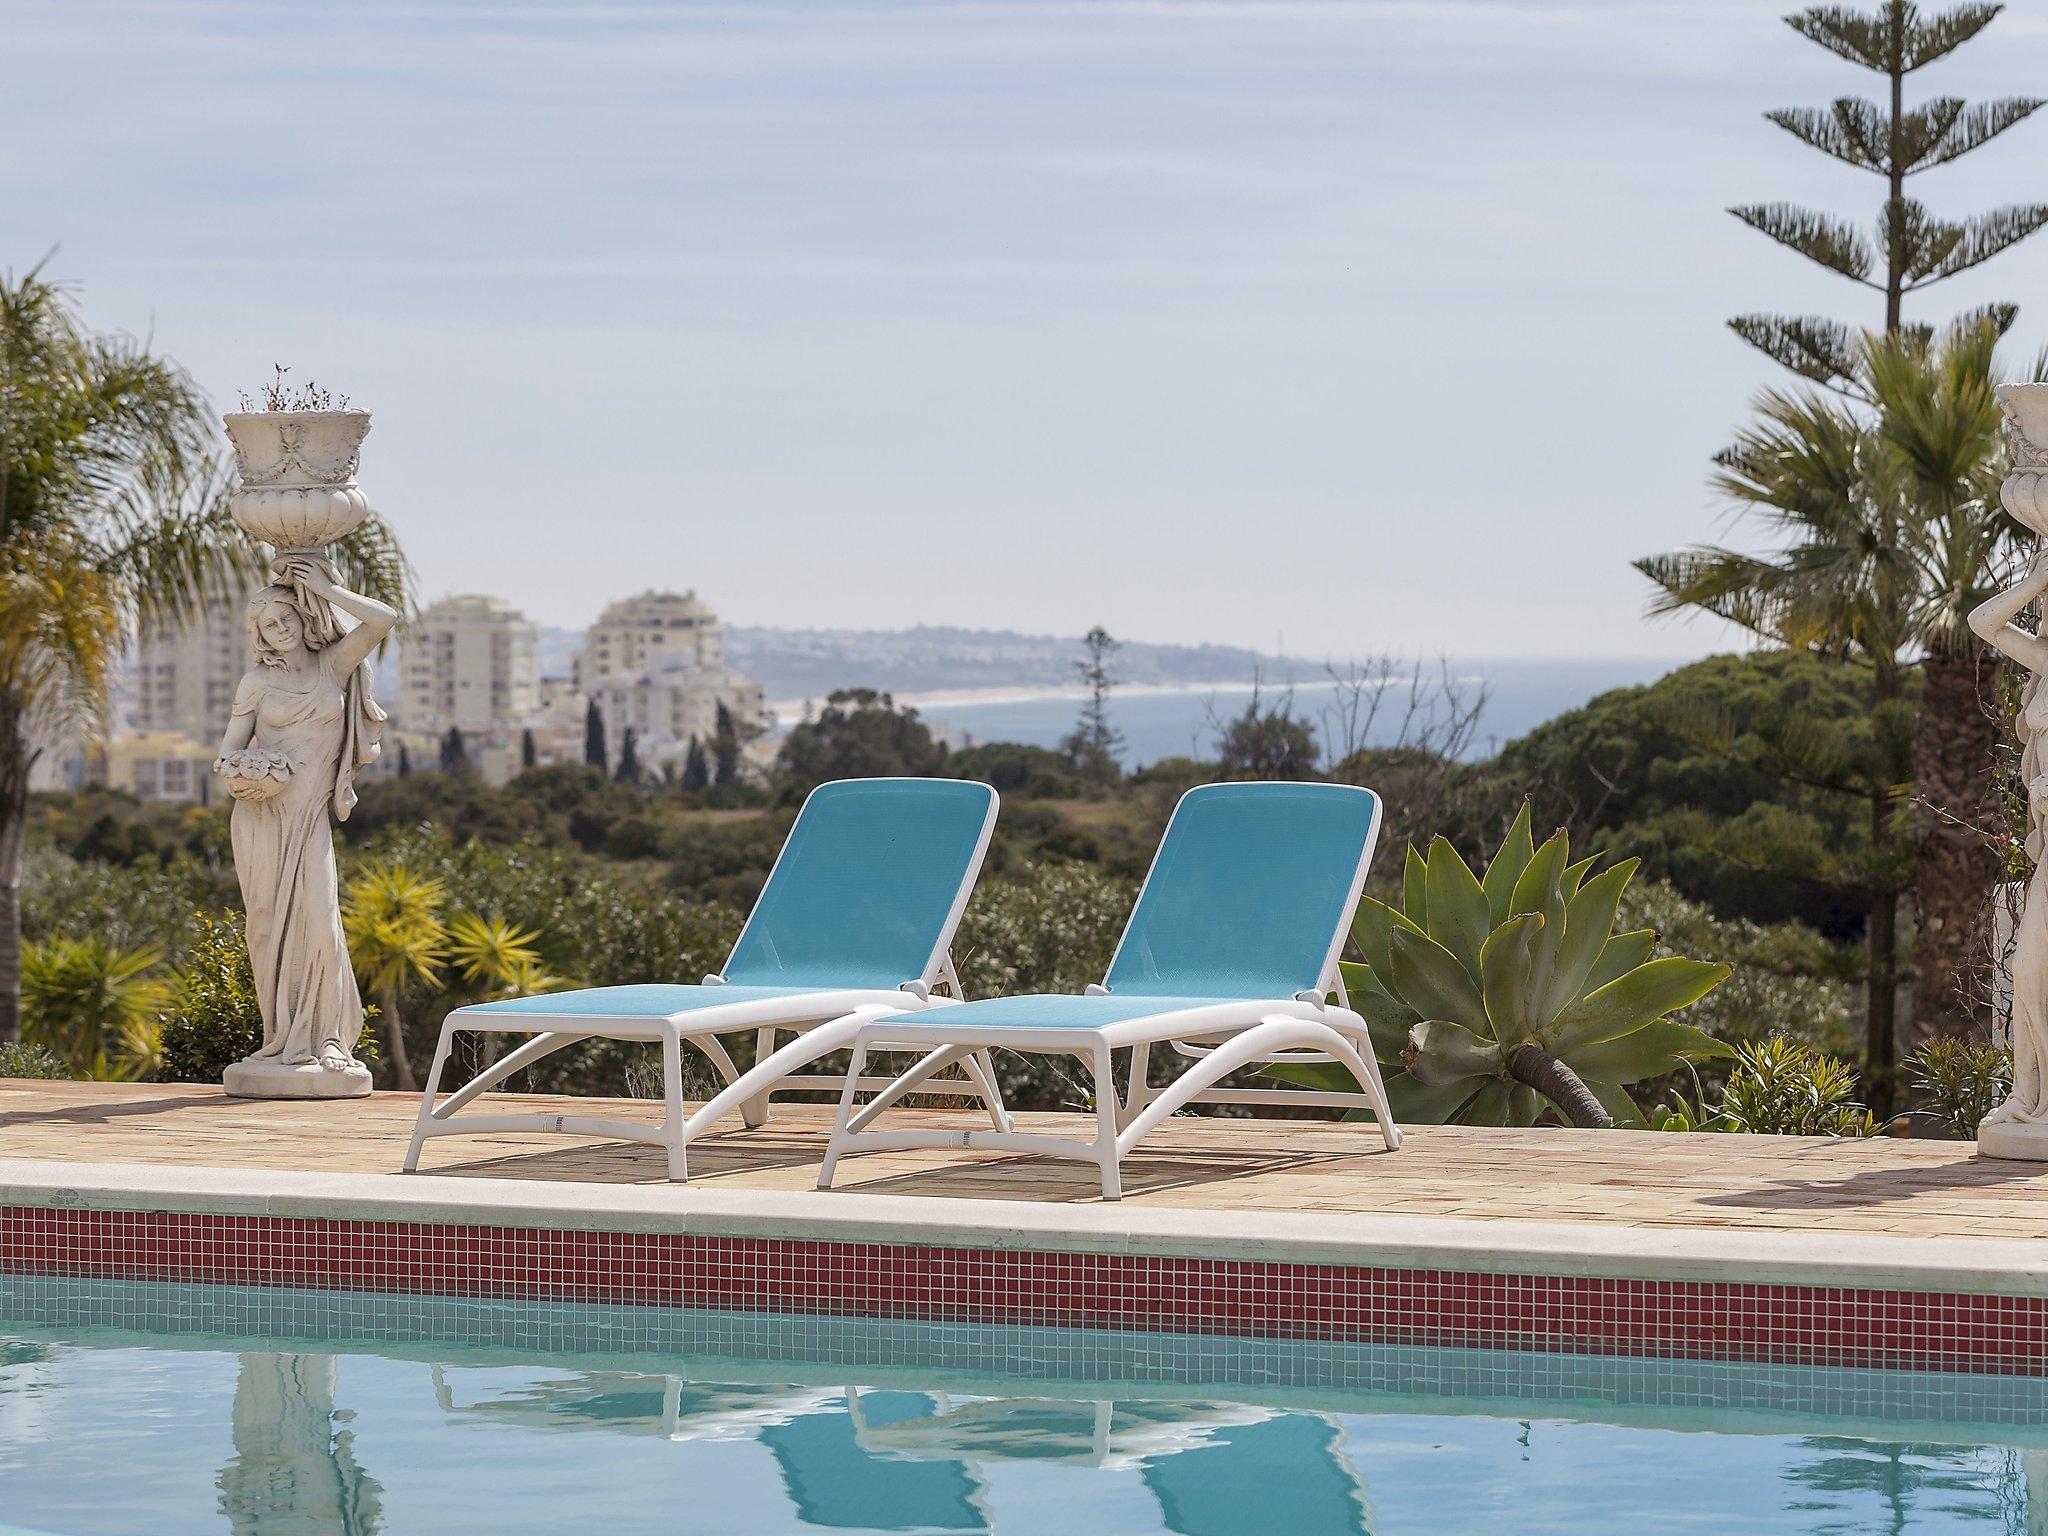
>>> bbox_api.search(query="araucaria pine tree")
[1730,0,2043,386]
[1062,627,1124,784]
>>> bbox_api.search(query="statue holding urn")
[214,392,396,1099]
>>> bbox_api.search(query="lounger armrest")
[1084,983,1111,997]
[900,980,932,1001]
[1292,989,1327,1009]
[702,974,725,987]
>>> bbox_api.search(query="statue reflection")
[218,1353,383,1536]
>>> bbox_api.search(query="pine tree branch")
[1728,314,1865,395]
[1908,96,2044,172]
[1766,99,1890,173]
[1730,202,1876,284]
[1785,3,2001,75]
[1900,2,2004,71]
[1892,200,2048,288]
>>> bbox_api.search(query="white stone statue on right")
[1970,382,2048,1158]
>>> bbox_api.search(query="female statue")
[1970,551,2048,1136]
[215,554,396,1094]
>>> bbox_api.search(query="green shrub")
[0,1041,70,1080]
[156,911,262,1083]
[1907,1037,2012,1139]
[1653,1035,1883,1136]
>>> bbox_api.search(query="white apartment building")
[574,589,726,688]
[400,594,541,733]
[576,589,765,771]
[129,585,252,748]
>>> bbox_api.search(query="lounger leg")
[745,1026,778,1128]
[818,1038,871,1190]
[662,1026,688,1182]
[403,1023,460,1172]
[1121,1041,1153,1131]
[966,1049,1012,1133]
[847,1045,975,1132]
[1092,1043,1123,1201]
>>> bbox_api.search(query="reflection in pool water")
[0,1281,2040,1535]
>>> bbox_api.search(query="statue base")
[223,1057,373,1100]
[1978,1119,2048,1162]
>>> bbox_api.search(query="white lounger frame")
[814,790,1401,1200]
[404,782,1006,1181]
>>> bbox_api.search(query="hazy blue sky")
[7,0,2046,658]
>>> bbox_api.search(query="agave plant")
[1267,806,1730,1127]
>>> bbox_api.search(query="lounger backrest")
[1104,781,1380,1000]
[721,778,998,991]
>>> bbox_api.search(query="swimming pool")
[1,1277,2041,1534]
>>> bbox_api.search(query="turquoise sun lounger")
[812,781,1401,1199]
[402,777,1001,1180]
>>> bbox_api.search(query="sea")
[772,657,1682,769]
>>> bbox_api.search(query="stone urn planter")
[221,410,372,553]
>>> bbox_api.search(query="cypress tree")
[584,698,607,771]
[711,702,742,785]
[681,736,711,793]
[1730,1,2044,387]
[520,728,538,770]
[439,725,469,775]
[614,727,641,784]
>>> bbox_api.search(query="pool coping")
[5,1157,2045,1299]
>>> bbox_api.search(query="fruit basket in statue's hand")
[216,748,294,803]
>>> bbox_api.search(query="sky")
[6,0,2048,661]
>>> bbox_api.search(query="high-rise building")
[575,589,765,771]
[400,594,541,733]
[129,585,253,748]
[574,589,726,688]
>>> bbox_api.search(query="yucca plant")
[20,936,167,1080]
[343,863,449,1091]
[1266,806,1730,1127]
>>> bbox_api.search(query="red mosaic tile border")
[4,1204,2042,1374]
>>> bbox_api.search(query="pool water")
[1,1279,2041,1535]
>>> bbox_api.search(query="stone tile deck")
[3,1078,2042,1243]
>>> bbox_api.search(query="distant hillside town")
[84,585,1303,804]
[88,586,772,801]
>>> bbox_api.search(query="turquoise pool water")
[1,1278,2042,1535]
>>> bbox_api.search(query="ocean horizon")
[771,656,1683,768]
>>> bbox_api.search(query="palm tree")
[342,863,448,1090]
[1639,370,1916,1104]
[1863,320,2026,1044]
[1640,317,2031,1085]
[21,936,168,1080]
[0,262,408,1045]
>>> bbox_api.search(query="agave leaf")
[1506,1083,1542,1127]
[1538,859,1637,1025]
[1403,845,1429,927]
[1464,1079,1516,1126]
[1386,1072,1480,1124]
[1581,1076,1650,1129]
[1350,898,1396,979]
[1587,928,1658,991]
[1388,926,1489,1028]
[1424,836,1490,982]
[1571,1019,1732,1084]
[1405,1018,1502,1084]
[1337,967,1422,1063]
[1560,853,1600,898]
[1338,958,1393,1003]
[1479,912,1543,1043]
[1480,804,1535,926]
[1509,831,1569,923]
[1548,958,1731,1055]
